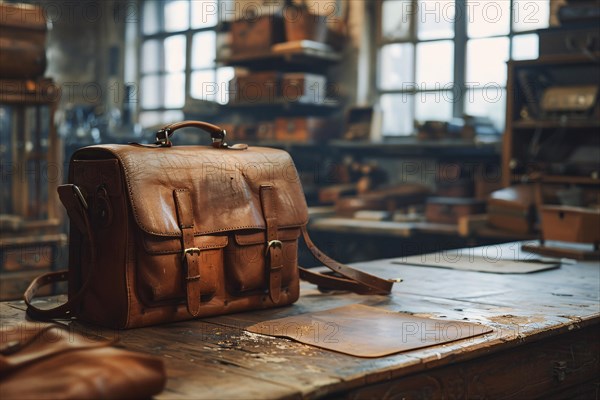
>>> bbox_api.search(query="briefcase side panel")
[70,158,130,328]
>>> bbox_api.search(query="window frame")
[374,0,547,136]
[137,0,224,120]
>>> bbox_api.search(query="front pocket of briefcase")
[136,233,227,305]
[224,228,300,294]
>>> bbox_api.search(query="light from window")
[191,70,216,101]
[379,43,414,90]
[142,1,159,35]
[512,0,550,32]
[381,93,414,135]
[141,75,161,109]
[382,0,412,41]
[165,35,186,72]
[192,0,218,29]
[415,91,454,123]
[416,40,454,89]
[416,0,455,40]
[141,39,160,74]
[466,0,510,38]
[466,37,509,87]
[192,31,216,69]
[164,0,189,32]
[464,88,506,131]
[165,73,185,108]
[512,33,539,60]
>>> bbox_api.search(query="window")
[138,0,234,127]
[377,0,549,136]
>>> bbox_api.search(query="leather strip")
[299,226,395,295]
[174,189,201,317]
[260,185,283,303]
[24,184,97,320]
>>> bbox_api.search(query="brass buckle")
[182,247,201,261]
[265,240,282,255]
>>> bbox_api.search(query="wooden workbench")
[1,242,599,399]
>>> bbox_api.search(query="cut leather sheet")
[393,254,560,274]
[246,304,492,358]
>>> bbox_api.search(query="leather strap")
[174,189,202,317]
[298,226,395,295]
[260,185,283,303]
[24,184,96,320]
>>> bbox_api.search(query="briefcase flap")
[72,145,309,236]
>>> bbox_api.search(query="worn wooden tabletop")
[2,242,599,399]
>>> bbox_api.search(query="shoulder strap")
[24,185,94,320]
[298,226,397,295]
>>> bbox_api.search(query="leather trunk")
[231,71,280,103]
[281,73,326,104]
[275,117,336,142]
[540,205,600,243]
[487,185,537,234]
[230,14,285,56]
[425,197,487,224]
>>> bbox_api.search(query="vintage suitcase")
[230,14,285,55]
[425,197,486,224]
[275,117,335,142]
[540,205,600,244]
[283,4,328,43]
[231,71,280,103]
[0,3,47,79]
[335,185,430,217]
[281,73,326,104]
[24,121,395,328]
[487,185,537,234]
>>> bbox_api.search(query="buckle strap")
[260,185,283,303]
[174,189,201,317]
[25,184,96,320]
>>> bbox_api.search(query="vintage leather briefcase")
[24,121,394,328]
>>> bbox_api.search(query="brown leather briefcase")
[24,121,395,328]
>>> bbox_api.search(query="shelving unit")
[503,54,600,187]
[0,78,66,300]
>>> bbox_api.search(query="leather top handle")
[156,120,227,148]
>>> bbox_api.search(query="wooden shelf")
[227,98,340,115]
[220,48,342,71]
[512,174,600,185]
[512,119,600,130]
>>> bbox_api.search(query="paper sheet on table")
[392,249,561,274]
[246,304,492,358]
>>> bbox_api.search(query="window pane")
[164,0,189,32]
[416,40,454,89]
[190,70,216,101]
[382,0,412,41]
[464,88,506,132]
[415,91,454,122]
[164,35,186,72]
[467,0,510,38]
[165,72,186,108]
[466,37,509,87]
[379,43,414,90]
[216,67,235,104]
[513,0,550,32]
[192,0,218,29]
[139,110,184,128]
[416,0,455,40]
[380,94,414,136]
[141,75,161,109]
[141,39,161,74]
[142,1,159,35]
[512,34,538,60]
[192,31,216,69]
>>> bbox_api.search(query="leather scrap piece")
[246,304,493,358]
